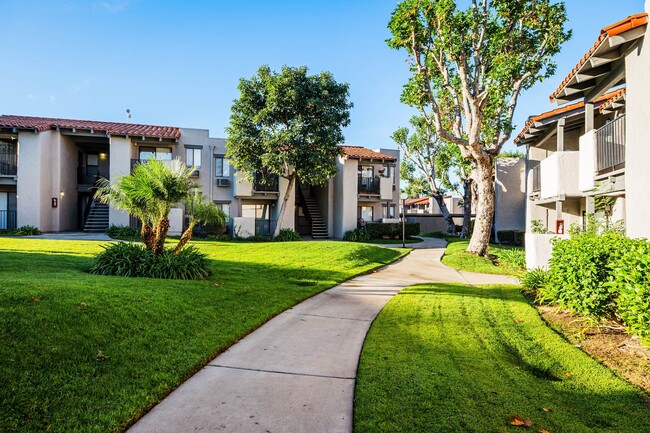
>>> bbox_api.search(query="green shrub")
[90,243,211,280]
[530,219,547,234]
[608,238,650,344]
[365,222,420,239]
[106,224,140,238]
[343,228,371,242]
[12,225,41,236]
[496,230,525,246]
[421,231,445,239]
[234,235,272,242]
[494,248,525,270]
[273,228,301,242]
[540,230,625,317]
[519,267,549,290]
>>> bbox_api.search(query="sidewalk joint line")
[208,364,355,380]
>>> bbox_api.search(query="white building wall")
[108,136,131,227]
[332,156,358,239]
[540,151,580,199]
[578,130,596,192]
[494,157,526,235]
[624,23,650,239]
[16,131,45,230]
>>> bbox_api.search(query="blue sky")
[0,0,645,153]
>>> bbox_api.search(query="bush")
[540,230,625,317]
[206,234,232,242]
[343,228,371,242]
[519,267,549,290]
[530,219,547,234]
[90,243,211,280]
[273,228,301,242]
[11,225,42,236]
[234,235,272,242]
[494,248,525,270]
[106,224,140,238]
[365,222,420,239]
[608,238,650,344]
[497,230,525,246]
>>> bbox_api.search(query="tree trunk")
[141,223,155,252]
[273,173,296,237]
[174,222,196,255]
[153,217,170,255]
[432,194,456,234]
[460,178,472,238]
[466,159,494,256]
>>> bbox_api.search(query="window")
[86,154,99,166]
[185,147,202,169]
[358,206,373,222]
[139,147,172,161]
[215,156,230,177]
[383,204,396,219]
[215,202,231,221]
[242,204,270,220]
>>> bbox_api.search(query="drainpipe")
[209,144,215,200]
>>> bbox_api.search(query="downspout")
[209,144,214,200]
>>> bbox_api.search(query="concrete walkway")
[25,231,113,241]
[128,237,518,433]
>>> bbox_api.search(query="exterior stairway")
[303,197,328,239]
[83,201,109,232]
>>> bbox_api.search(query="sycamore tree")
[387,0,570,255]
[392,116,456,234]
[226,65,352,237]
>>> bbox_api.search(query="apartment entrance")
[74,140,110,231]
[295,180,329,239]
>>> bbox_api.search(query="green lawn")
[435,236,525,276]
[355,283,650,433]
[365,237,424,245]
[0,238,406,433]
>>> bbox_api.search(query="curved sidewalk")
[128,237,518,433]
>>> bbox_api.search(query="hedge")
[365,222,420,239]
[497,230,525,246]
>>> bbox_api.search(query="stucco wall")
[108,136,131,226]
[578,130,596,192]
[624,29,650,239]
[332,156,358,239]
[540,151,580,199]
[56,134,79,231]
[525,233,569,270]
[494,157,525,235]
[16,131,45,229]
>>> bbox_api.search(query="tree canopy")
[387,0,570,254]
[226,65,352,236]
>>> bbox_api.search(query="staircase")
[83,201,109,232]
[303,197,328,239]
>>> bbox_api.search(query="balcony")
[531,151,580,200]
[596,115,625,174]
[0,210,17,230]
[358,176,380,194]
[0,151,17,176]
[252,173,279,193]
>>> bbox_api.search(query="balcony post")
[556,118,565,152]
[555,200,563,233]
[585,102,594,132]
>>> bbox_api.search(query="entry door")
[0,192,7,229]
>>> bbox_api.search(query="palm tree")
[95,159,195,255]
[174,189,227,254]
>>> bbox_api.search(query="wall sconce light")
[60,191,65,198]
[99,152,108,160]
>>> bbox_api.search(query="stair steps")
[83,202,109,232]
[303,197,328,239]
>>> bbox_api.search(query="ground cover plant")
[0,238,406,433]
[432,236,525,276]
[355,283,650,433]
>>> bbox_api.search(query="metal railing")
[253,173,279,192]
[358,176,381,194]
[77,166,103,185]
[596,115,626,173]
[255,219,277,236]
[531,165,541,193]
[0,153,17,176]
[0,210,17,230]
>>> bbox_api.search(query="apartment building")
[516,10,650,268]
[0,115,400,238]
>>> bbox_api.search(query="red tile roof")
[514,89,624,144]
[0,115,181,139]
[340,145,396,161]
[405,197,430,206]
[599,88,627,113]
[549,13,647,103]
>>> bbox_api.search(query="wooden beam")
[576,64,611,81]
[585,62,626,102]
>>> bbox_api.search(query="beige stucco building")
[0,115,400,238]
[516,9,650,268]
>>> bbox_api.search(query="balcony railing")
[0,210,17,230]
[77,166,103,185]
[0,152,17,176]
[255,219,277,236]
[531,165,541,193]
[253,173,279,192]
[358,176,381,194]
[596,115,625,173]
